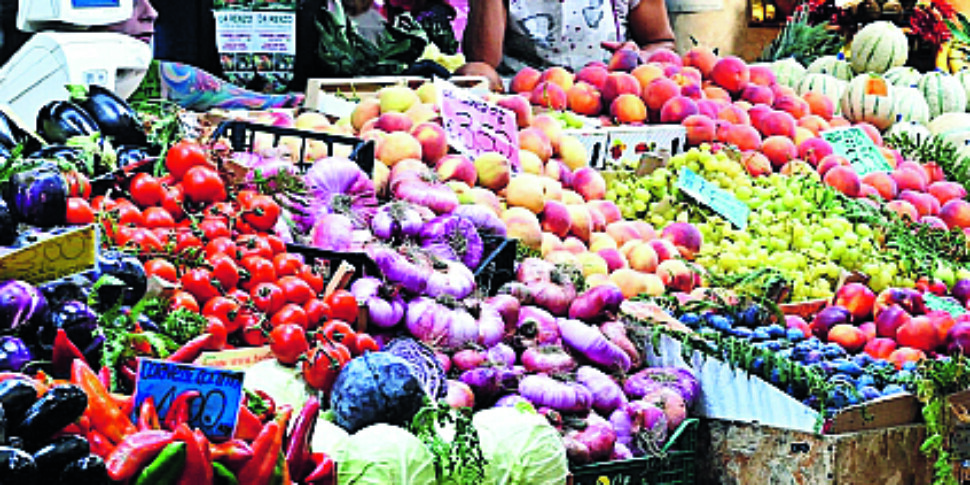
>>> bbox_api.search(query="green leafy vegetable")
[409,400,487,485]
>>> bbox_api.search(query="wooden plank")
[304,75,489,111]
[828,393,920,434]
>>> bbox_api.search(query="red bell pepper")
[138,396,161,431]
[233,404,262,442]
[52,328,86,376]
[164,390,200,431]
[167,333,214,363]
[304,453,335,485]
[236,420,283,485]
[105,430,175,481]
[87,429,115,458]
[211,439,253,470]
[174,423,212,485]
[71,360,137,444]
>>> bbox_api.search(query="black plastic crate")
[285,243,379,283]
[570,418,699,485]
[474,235,516,296]
[89,157,157,197]
[210,120,375,175]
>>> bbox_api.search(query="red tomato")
[166,140,209,180]
[64,171,91,199]
[242,195,281,232]
[241,320,268,346]
[161,185,185,221]
[145,258,178,283]
[303,298,331,331]
[236,189,258,207]
[208,253,240,290]
[199,218,231,241]
[269,324,309,365]
[270,304,308,329]
[265,235,287,255]
[236,234,273,260]
[203,296,242,333]
[170,291,200,313]
[205,237,238,259]
[250,282,285,315]
[66,197,95,225]
[301,344,350,392]
[181,268,221,304]
[120,228,164,254]
[129,173,165,208]
[175,231,203,255]
[299,265,325,295]
[205,202,237,222]
[273,253,304,277]
[227,288,250,306]
[351,333,380,355]
[325,290,358,324]
[320,320,356,350]
[205,317,228,350]
[143,207,176,228]
[277,276,314,305]
[115,203,144,226]
[240,256,276,292]
[182,166,227,204]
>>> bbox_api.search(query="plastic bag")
[333,424,437,484]
[473,407,569,485]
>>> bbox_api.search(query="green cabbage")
[334,424,436,484]
[243,359,312,412]
[473,407,569,485]
[311,416,349,457]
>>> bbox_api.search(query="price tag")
[676,167,750,229]
[194,346,274,370]
[134,358,245,440]
[436,78,519,167]
[0,224,97,284]
[821,127,892,177]
[924,293,968,317]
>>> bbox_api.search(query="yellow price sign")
[0,224,98,284]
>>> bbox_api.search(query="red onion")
[517,258,555,284]
[612,443,633,461]
[494,394,529,408]
[571,412,617,462]
[559,318,632,372]
[452,348,487,372]
[406,297,478,350]
[453,204,507,238]
[610,400,668,457]
[351,277,405,328]
[601,321,641,369]
[371,202,424,241]
[390,161,459,214]
[576,366,628,416]
[529,280,575,316]
[311,213,354,251]
[476,301,505,347]
[300,157,377,231]
[517,306,560,346]
[498,282,534,304]
[368,245,430,295]
[424,258,476,300]
[485,343,516,367]
[562,433,592,466]
[421,215,485,269]
[953,279,970,305]
[435,350,452,373]
[485,294,520,336]
[568,285,624,322]
[642,387,688,432]
[521,345,577,373]
[624,368,700,407]
[519,374,592,413]
[444,379,476,409]
[460,366,523,406]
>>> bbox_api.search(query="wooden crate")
[697,419,932,484]
[304,75,489,115]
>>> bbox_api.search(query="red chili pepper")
[71,360,137,444]
[52,328,85,376]
[166,333,215,363]
[105,430,175,481]
[194,429,212,465]
[237,420,283,485]
[87,430,115,458]
[285,396,320,481]
[304,453,335,485]
[119,363,138,386]
[233,404,263,442]
[97,366,112,390]
[112,393,135,418]
[174,423,212,485]
[163,390,200,431]
[138,396,161,431]
[211,439,253,469]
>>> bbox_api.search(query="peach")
[742,150,772,177]
[647,47,683,66]
[749,64,777,87]
[897,316,941,352]
[683,114,716,146]
[577,252,609,279]
[518,150,544,175]
[929,181,967,205]
[919,215,948,230]
[410,121,447,165]
[876,304,912,339]
[629,221,657,240]
[861,172,898,200]
[566,204,593,242]
[642,77,681,112]
[856,122,883,146]
[717,104,750,125]
[540,200,572,238]
[507,174,547,214]
[415,82,437,104]
[609,268,650,298]
[540,66,575,91]
[724,124,762,151]
[680,83,704,100]
[611,94,648,124]
[941,199,970,229]
[511,67,542,93]
[607,48,642,72]
[891,168,928,193]
[350,98,381,132]
[803,91,835,119]
[577,64,610,90]
[590,232,618,252]
[898,190,940,217]
[567,82,603,116]
[922,162,945,184]
[628,243,660,273]
[496,95,534,128]
[714,120,734,142]
[530,82,568,110]
[295,111,330,132]
[562,238,586,255]
[797,114,832,135]
[746,104,772,132]
[541,177,564,201]
[794,137,832,167]
[741,84,774,106]
[376,131,422,166]
[886,200,920,221]
[759,111,797,138]
[773,94,810,119]
[696,99,721,119]
[602,73,642,106]
[817,154,851,176]
[597,248,628,273]
[474,152,512,191]
[631,64,664,90]
[587,203,607,232]
[828,116,851,128]
[860,184,881,199]
[704,85,732,102]
[835,282,877,320]
[793,127,815,146]
[378,85,420,113]
[771,83,797,99]
[572,167,607,201]
[559,135,589,171]
[661,222,703,260]
[828,324,868,352]
[888,347,927,369]
[540,233,565,257]
[606,221,643,247]
[546,250,580,267]
[760,135,797,169]
[659,96,699,124]
[786,315,812,338]
[710,56,750,94]
[519,127,554,162]
[533,114,564,151]
[647,239,680,263]
[865,338,898,360]
[780,160,816,177]
[588,200,622,224]
[502,207,542,250]
[823,165,861,197]
[683,45,718,78]
[404,103,438,125]
[546,161,574,187]
[657,259,696,292]
[861,321,877,342]
[435,154,477,186]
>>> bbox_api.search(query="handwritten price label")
[821,127,891,177]
[676,167,750,229]
[436,79,519,167]
[134,359,245,440]
[924,293,968,317]
[0,224,97,284]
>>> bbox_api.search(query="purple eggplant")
[0,199,15,246]
[72,84,146,146]
[38,300,99,352]
[0,109,29,150]
[0,336,31,371]
[0,280,48,332]
[36,101,98,145]
[7,168,67,227]
[94,251,146,307]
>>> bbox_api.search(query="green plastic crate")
[570,418,698,485]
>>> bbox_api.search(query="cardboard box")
[304,75,490,116]
[567,124,686,171]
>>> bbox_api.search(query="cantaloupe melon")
[886,121,932,145]
[850,21,908,74]
[841,73,896,130]
[917,71,967,118]
[771,58,807,88]
[806,55,853,81]
[892,86,931,125]
[797,73,847,113]
[956,69,970,111]
[929,113,970,148]
[884,66,923,88]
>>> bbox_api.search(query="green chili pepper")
[134,441,186,485]
[212,462,239,485]
[270,450,286,485]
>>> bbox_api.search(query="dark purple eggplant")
[115,145,149,168]
[0,446,36,483]
[0,337,31,372]
[36,101,98,145]
[38,275,91,307]
[26,145,82,165]
[59,455,108,485]
[0,144,10,160]
[7,168,68,227]
[71,85,146,146]
[94,251,146,308]
[38,301,98,353]
[0,110,29,151]
[0,199,15,246]
[0,281,47,333]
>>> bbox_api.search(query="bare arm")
[158,62,303,111]
[462,0,508,68]
[628,0,676,53]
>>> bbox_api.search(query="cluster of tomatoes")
[68,140,377,393]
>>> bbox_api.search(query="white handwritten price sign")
[924,293,968,317]
[435,79,519,168]
[134,359,245,440]
[821,127,892,177]
[676,167,750,229]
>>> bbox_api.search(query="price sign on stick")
[676,167,750,229]
[436,78,519,168]
[924,293,968,317]
[134,358,245,440]
[821,126,892,177]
